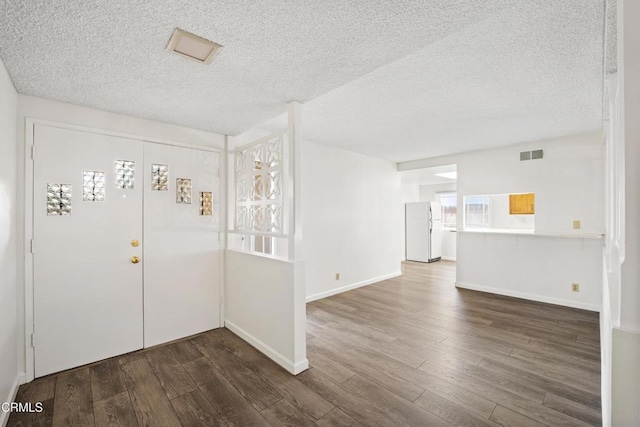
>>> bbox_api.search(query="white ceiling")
[0,1,607,162]
[263,0,606,162]
[0,0,512,136]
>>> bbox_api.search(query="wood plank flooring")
[9,261,601,426]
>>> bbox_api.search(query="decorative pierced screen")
[176,178,192,204]
[151,164,169,191]
[83,171,105,201]
[200,192,212,216]
[115,160,135,189]
[47,184,72,216]
[234,133,284,233]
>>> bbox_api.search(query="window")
[464,195,491,229]
[438,192,457,229]
[234,134,283,234]
[230,131,288,258]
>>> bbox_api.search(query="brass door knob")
[130,256,140,264]
[131,239,140,247]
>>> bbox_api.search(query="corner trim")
[455,281,601,312]
[1,374,22,427]
[224,320,307,375]
[293,358,310,375]
[306,271,402,303]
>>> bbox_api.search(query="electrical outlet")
[573,220,581,229]
[335,273,340,280]
[572,283,580,292]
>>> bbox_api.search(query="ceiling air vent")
[166,28,222,64]
[520,149,544,161]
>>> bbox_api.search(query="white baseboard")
[1,374,22,427]
[224,320,308,375]
[306,271,402,303]
[441,256,456,261]
[455,281,601,312]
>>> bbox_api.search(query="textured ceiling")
[0,1,606,162]
[263,0,606,162]
[0,0,514,136]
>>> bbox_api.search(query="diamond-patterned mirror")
[115,160,135,189]
[151,164,168,191]
[83,171,105,202]
[176,178,192,204]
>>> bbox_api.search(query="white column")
[287,102,304,261]
[612,1,640,425]
[287,101,308,373]
[220,135,229,325]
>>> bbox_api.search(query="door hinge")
[30,239,34,254]
[31,333,35,348]
[30,145,35,160]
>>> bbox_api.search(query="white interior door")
[33,125,144,377]
[143,143,221,347]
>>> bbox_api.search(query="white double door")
[33,124,221,377]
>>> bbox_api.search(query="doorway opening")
[399,164,457,281]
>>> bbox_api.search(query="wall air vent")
[520,149,544,161]
[531,149,544,159]
[166,28,222,65]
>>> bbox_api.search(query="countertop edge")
[457,230,604,239]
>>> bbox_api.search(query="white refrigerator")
[405,202,443,263]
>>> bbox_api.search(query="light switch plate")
[573,220,581,229]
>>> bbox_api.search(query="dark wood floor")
[9,261,601,426]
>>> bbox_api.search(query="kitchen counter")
[458,229,604,239]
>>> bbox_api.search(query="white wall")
[15,95,225,380]
[419,182,456,203]
[454,134,604,310]
[401,134,604,234]
[453,134,604,235]
[400,183,420,203]
[457,232,602,310]
[0,57,19,426]
[17,95,225,148]
[399,133,604,311]
[225,250,307,374]
[303,140,403,302]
